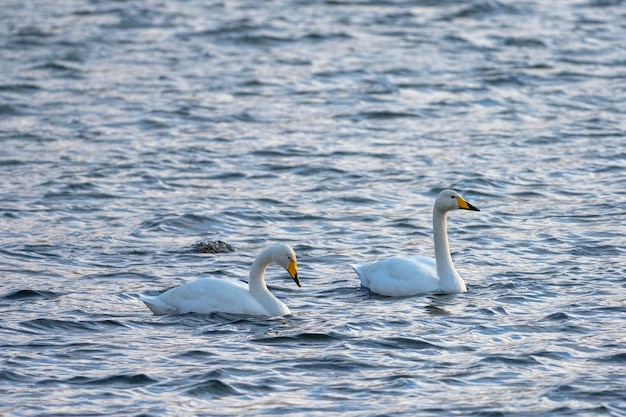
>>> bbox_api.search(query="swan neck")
[432,207,466,293]
[433,208,454,274]
[248,249,271,296]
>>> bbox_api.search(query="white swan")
[141,244,299,316]
[352,189,480,296]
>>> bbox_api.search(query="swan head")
[435,189,480,213]
[271,244,300,288]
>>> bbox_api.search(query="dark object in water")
[192,240,236,254]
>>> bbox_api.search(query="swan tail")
[350,264,370,288]
[140,296,178,316]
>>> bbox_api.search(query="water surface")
[1,0,625,415]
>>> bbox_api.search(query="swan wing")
[352,256,440,296]
[143,278,269,316]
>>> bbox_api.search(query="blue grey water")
[1,0,625,415]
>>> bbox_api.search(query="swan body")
[352,189,479,296]
[141,244,299,316]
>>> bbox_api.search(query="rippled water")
[1,0,625,415]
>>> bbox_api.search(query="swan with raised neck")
[352,189,479,296]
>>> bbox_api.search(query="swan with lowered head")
[352,189,480,296]
[141,244,299,316]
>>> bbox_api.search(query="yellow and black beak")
[286,260,300,287]
[456,197,480,212]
